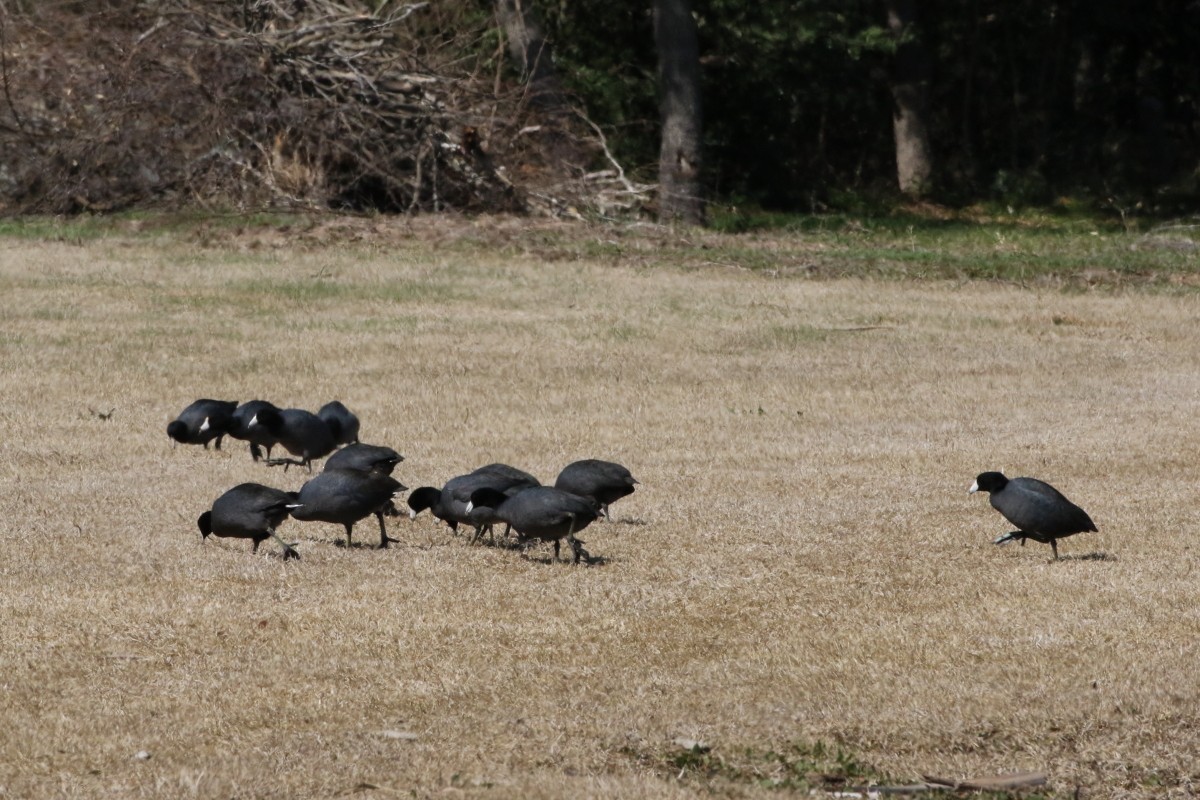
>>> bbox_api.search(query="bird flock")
[172,398,1100,564]
[170,398,639,564]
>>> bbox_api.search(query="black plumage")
[970,471,1097,560]
[325,443,404,475]
[227,400,281,462]
[407,465,539,541]
[290,468,407,548]
[167,399,237,450]
[471,462,540,485]
[467,486,600,563]
[197,482,300,560]
[248,407,337,471]
[318,401,361,446]
[554,459,638,519]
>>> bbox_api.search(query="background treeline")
[0,0,1195,219]
[543,0,1199,213]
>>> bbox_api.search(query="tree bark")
[653,0,704,224]
[887,0,933,197]
[494,0,569,115]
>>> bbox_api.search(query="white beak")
[968,480,979,494]
[465,501,475,514]
[248,413,259,428]
[199,417,211,432]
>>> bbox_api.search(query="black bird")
[325,443,404,475]
[471,462,541,485]
[227,400,282,462]
[465,463,540,541]
[970,471,1098,560]
[554,459,638,519]
[290,468,407,548]
[408,465,539,541]
[466,486,600,563]
[248,407,337,471]
[318,401,361,447]
[167,399,237,450]
[197,483,301,560]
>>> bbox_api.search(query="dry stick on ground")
[922,772,1048,791]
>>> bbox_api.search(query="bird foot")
[379,535,400,550]
[570,538,598,565]
[281,544,301,561]
[994,531,1026,546]
[265,457,306,472]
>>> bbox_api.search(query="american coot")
[167,399,237,450]
[290,468,408,548]
[465,463,540,542]
[324,443,404,475]
[197,482,301,560]
[466,486,600,563]
[471,463,540,485]
[407,465,539,541]
[248,407,337,471]
[554,459,638,519]
[969,471,1097,560]
[227,400,281,462]
[318,401,361,447]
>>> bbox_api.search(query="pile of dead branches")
[0,0,648,216]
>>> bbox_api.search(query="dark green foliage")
[1,0,1195,215]
[534,0,1200,213]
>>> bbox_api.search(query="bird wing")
[995,478,1096,535]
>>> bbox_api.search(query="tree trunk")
[494,0,569,115]
[887,0,933,197]
[653,0,704,225]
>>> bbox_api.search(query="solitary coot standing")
[197,482,301,560]
[167,399,237,450]
[969,471,1097,560]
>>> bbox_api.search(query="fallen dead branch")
[0,0,644,216]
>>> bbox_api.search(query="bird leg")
[565,514,579,563]
[268,528,300,561]
[343,523,354,548]
[376,511,398,549]
[569,537,592,565]
[265,457,306,471]
[1050,539,1059,560]
[470,523,495,545]
[993,531,1027,546]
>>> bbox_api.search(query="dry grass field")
[2,215,1200,798]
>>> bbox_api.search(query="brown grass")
[2,217,1199,798]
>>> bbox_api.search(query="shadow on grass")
[332,539,393,550]
[516,553,610,567]
[1060,551,1116,562]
